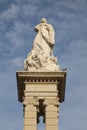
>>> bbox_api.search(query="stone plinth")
[16,71,66,130]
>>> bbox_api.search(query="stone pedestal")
[16,71,66,130]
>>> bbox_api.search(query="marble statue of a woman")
[24,18,60,71]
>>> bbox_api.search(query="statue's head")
[40,18,47,23]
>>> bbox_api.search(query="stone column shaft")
[24,104,37,130]
[23,98,39,130]
[44,98,59,130]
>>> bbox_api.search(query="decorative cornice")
[16,71,66,103]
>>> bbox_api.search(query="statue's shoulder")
[47,24,54,31]
[47,23,53,27]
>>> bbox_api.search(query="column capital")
[43,98,60,106]
[22,97,39,106]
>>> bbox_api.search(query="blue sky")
[0,0,87,130]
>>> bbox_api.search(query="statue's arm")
[42,24,55,48]
[48,24,55,45]
[34,24,40,32]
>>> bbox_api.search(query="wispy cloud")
[9,56,24,70]
[0,3,20,21]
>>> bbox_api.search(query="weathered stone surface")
[16,71,66,130]
[16,71,66,103]
[24,18,60,72]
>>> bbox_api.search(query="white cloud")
[0,3,20,21]
[0,2,37,58]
